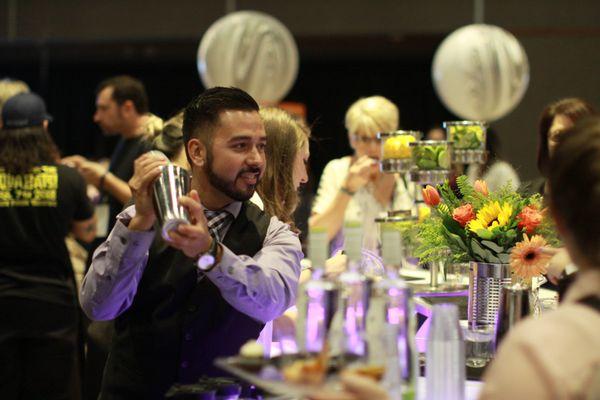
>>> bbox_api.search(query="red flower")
[422,185,441,207]
[517,206,543,234]
[474,180,489,196]
[452,204,476,227]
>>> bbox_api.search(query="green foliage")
[457,175,487,209]
[437,180,461,210]
[455,175,474,198]
[535,213,562,247]
[415,209,469,264]
[415,175,560,263]
[385,220,421,255]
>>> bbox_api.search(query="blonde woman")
[310,96,415,253]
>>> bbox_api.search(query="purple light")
[344,303,366,355]
[387,306,402,325]
[306,301,326,352]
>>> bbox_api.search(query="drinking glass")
[464,324,495,367]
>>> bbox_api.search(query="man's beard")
[204,152,260,202]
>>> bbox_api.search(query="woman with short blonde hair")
[310,95,414,252]
[345,95,399,140]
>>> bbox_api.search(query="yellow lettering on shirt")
[0,166,59,207]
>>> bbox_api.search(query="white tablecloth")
[417,377,482,400]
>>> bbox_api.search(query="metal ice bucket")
[468,262,512,327]
[494,283,531,349]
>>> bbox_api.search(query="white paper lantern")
[432,24,529,121]
[197,11,299,104]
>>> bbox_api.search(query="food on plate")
[239,340,264,359]
[282,353,328,385]
[344,364,386,381]
[233,340,266,371]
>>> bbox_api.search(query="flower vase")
[468,262,512,327]
[511,275,543,317]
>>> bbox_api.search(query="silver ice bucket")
[494,283,531,349]
[468,262,512,327]
[152,164,191,241]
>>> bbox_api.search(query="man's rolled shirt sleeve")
[206,216,303,323]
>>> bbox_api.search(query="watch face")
[197,253,216,271]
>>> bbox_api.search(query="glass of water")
[445,262,469,288]
[464,324,495,367]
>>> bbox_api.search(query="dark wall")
[0,36,455,187]
[1,0,599,183]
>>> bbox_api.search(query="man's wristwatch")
[197,238,219,272]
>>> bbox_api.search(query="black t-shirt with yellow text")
[0,164,93,306]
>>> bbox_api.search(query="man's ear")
[187,138,206,168]
[120,99,136,116]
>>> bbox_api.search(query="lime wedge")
[417,159,437,169]
[437,149,450,169]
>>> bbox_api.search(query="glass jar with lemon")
[378,130,421,173]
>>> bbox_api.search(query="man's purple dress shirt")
[79,203,303,323]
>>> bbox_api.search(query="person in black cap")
[0,92,96,400]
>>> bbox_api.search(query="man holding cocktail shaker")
[79,87,303,399]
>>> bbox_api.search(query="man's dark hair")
[549,115,600,265]
[96,75,149,114]
[182,87,259,149]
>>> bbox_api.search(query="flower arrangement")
[416,176,560,279]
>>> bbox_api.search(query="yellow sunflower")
[510,234,551,279]
[467,201,513,237]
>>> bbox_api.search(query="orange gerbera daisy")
[510,234,552,279]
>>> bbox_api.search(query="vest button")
[187,304,198,312]
[184,333,193,341]
[181,361,189,369]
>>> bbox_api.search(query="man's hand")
[543,247,572,285]
[128,153,168,231]
[325,251,347,278]
[62,155,107,187]
[344,156,379,193]
[78,160,107,187]
[62,154,88,168]
[166,190,213,258]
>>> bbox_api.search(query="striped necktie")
[204,209,233,242]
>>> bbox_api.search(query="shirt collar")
[204,201,242,219]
